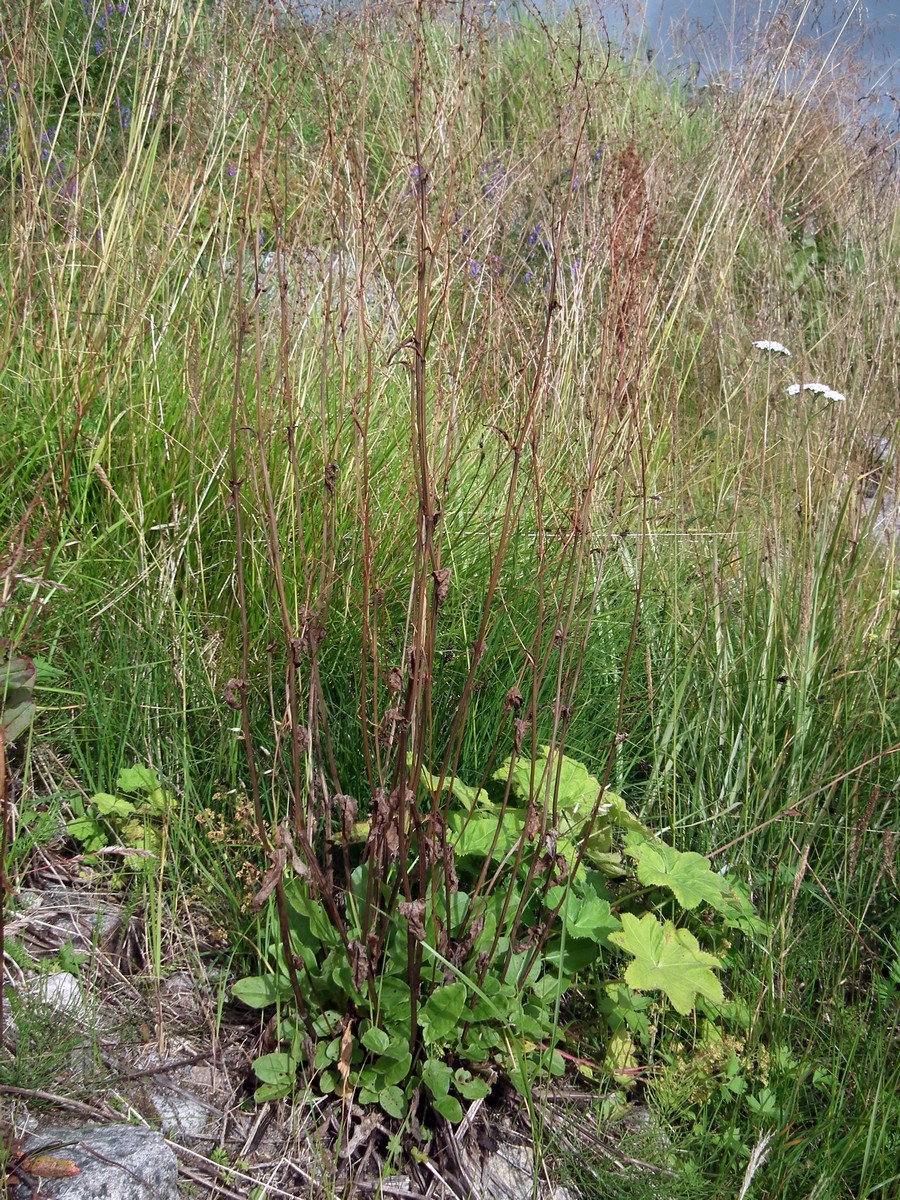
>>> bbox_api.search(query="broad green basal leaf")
[361,1026,391,1054]
[495,747,649,843]
[609,912,724,1015]
[379,1085,407,1118]
[419,763,488,811]
[448,810,526,858]
[92,792,136,819]
[253,1051,296,1086]
[626,836,728,910]
[497,747,599,818]
[418,983,468,1045]
[233,975,280,1008]
[116,764,160,793]
[422,1057,453,1098]
[564,894,621,943]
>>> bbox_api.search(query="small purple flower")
[569,256,581,280]
[94,38,103,54]
[406,161,427,199]
[466,257,481,278]
[524,270,533,283]
[226,163,237,178]
[480,157,507,199]
[114,95,130,130]
[39,126,57,162]
[527,223,540,249]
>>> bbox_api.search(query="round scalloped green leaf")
[609,912,724,1015]
[92,792,136,818]
[628,837,728,910]
[116,764,160,793]
[449,810,526,858]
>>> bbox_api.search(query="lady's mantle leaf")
[499,746,600,817]
[627,837,728,909]
[449,810,525,858]
[608,912,724,1015]
[497,747,648,839]
[419,763,488,810]
[116,764,160,793]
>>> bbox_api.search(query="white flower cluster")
[751,340,845,403]
[785,382,845,403]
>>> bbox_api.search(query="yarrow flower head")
[753,339,791,356]
[786,382,845,403]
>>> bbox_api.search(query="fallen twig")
[0,1086,117,1122]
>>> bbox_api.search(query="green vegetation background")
[1,0,899,1195]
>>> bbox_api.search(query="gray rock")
[864,488,900,545]
[463,1139,579,1200]
[144,1060,224,1138]
[861,433,893,464]
[13,1123,178,1200]
[11,886,132,962]
[25,971,89,1020]
[859,432,900,548]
